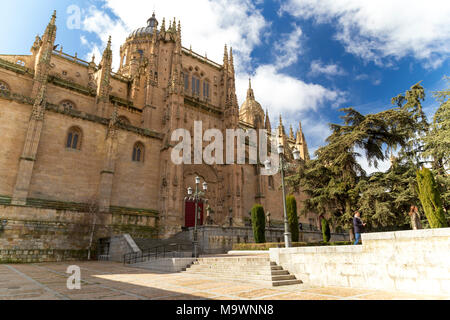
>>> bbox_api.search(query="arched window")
[118,116,131,125]
[16,60,25,66]
[60,100,76,111]
[132,142,145,162]
[66,127,82,150]
[0,80,10,92]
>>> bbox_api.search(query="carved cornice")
[0,89,163,140]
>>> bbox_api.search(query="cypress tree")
[416,168,447,228]
[251,204,266,243]
[286,195,299,242]
[321,218,331,242]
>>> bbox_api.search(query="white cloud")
[281,0,450,68]
[236,65,347,122]
[309,60,347,77]
[274,24,303,69]
[81,0,267,71]
[79,0,348,154]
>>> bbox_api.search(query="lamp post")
[186,176,208,258]
[265,144,301,248]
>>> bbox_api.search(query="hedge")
[232,241,353,251]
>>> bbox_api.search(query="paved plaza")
[0,261,448,300]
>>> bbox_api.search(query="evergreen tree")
[287,83,427,233]
[423,77,450,212]
[286,195,299,242]
[321,217,331,242]
[416,168,448,228]
[251,204,266,243]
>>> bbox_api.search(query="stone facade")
[270,228,450,296]
[0,11,320,260]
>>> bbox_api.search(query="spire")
[161,17,166,32]
[106,35,112,50]
[247,78,255,100]
[50,10,56,26]
[101,36,112,64]
[278,114,286,137]
[289,125,294,139]
[229,47,235,74]
[223,44,228,69]
[42,10,57,44]
[265,109,271,132]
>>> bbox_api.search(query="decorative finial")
[51,10,57,24]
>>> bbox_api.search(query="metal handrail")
[123,243,193,265]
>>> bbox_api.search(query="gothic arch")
[183,164,219,184]
[66,126,83,150]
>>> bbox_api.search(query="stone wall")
[270,228,450,296]
[191,226,348,254]
[107,234,141,262]
[0,204,158,263]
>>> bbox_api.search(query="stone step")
[187,265,288,276]
[271,266,283,271]
[184,256,302,287]
[184,271,273,281]
[272,279,303,287]
[195,259,271,265]
[271,274,297,281]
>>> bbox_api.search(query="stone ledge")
[362,228,450,241]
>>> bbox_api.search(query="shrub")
[251,204,266,243]
[286,195,299,242]
[321,218,331,242]
[416,168,448,228]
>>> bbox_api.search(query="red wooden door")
[184,201,204,227]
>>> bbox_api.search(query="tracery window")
[203,81,210,99]
[184,73,189,92]
[66,127,82,150]
[60,100,76,111]
[192,76,200,95]
[0,80,10,92]
[132,142,145,162]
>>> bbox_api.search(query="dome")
[128,13,159,38]
[239,79,265,127]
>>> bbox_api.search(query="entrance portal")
[185,200,204,227]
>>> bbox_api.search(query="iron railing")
[123,243,193,265]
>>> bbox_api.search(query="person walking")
[353,211,366,245]
[408,205,422,230]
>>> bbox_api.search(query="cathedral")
[0,12,315,257]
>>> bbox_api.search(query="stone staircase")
[183,255,302,287]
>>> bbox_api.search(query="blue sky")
[1,0,449,172]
